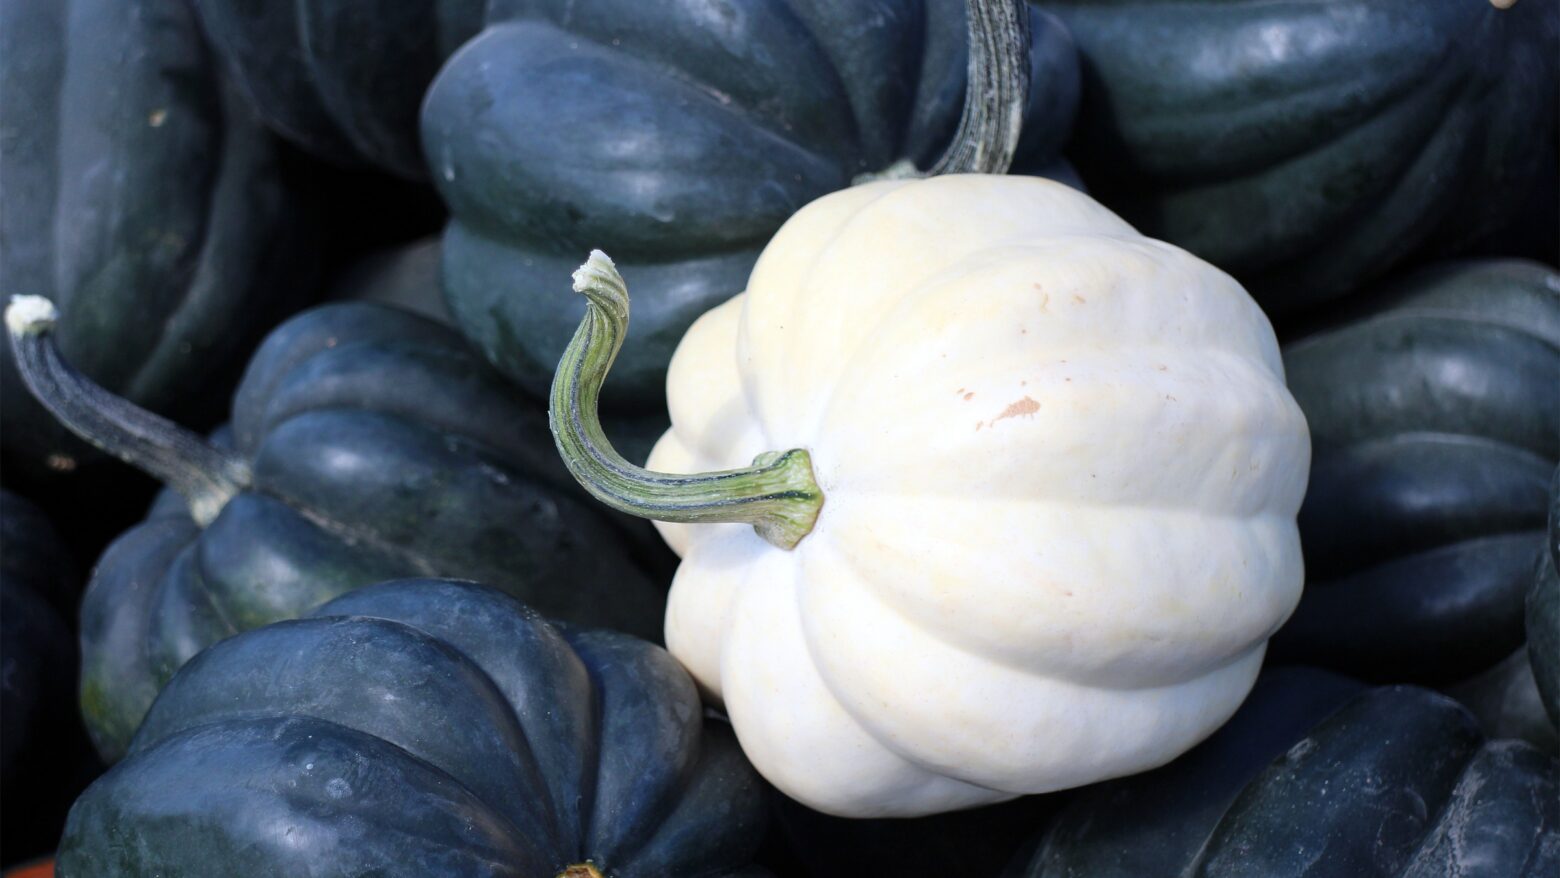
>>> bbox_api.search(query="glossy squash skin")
[1271,261,1560,684]
[326,237,673,465]
[78,303,668,764]
[423,0,1081,411]
[1021,668,1560,878]
[0,0,316,483]
[1043,0,1560,314]
[190,0,484,178]
[57,580,768,878]
[0,491,92,866]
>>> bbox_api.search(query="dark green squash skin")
[423,0,1081,412]
[78,303,669,765]
[1022,668,1560,878]
[1042,0,1560,314]
[1532,467,1560,727]
[323,236,673,465]
[190,0,484,178]
[57,579,768,878]
[1271,261,1560,684]
[0,490,95,866]
[0,0,318,483]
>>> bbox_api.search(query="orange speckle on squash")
[992,396,1041,425]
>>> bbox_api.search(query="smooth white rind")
[649,175,1311,817]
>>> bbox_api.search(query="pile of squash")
[0,0,1554,874]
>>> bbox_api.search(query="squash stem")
[548,252,823,551]
[857,0,1031,182]
[5,296,250,526]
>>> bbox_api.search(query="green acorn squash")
[189,0,484,178]
[1272,261,1560,684]
[1042,0,1560,313]
[422,0,1081,411]
[1021,667,1559,877]
[55,579,767,878]
[0,0,317,483]
[5,299,668,764]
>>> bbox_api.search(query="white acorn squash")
[551,174,1311,817]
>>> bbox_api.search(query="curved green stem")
[856,0,1031,182]
[5,296,250,526]
[548,253,823,550]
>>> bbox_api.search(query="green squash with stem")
[5,296,668,763]
[0,0,317,484]
[424,0,1081,412]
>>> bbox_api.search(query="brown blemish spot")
[46,454,76,472]
[1072,294,1086,304]
[1020,380,1027,386]
[975,420,985,432]
[1165,394,1177,402]
[955,387,965,395]
[1063,590,1073,597]
[991,396,1041,426]
[1155,364,1168,372]
[963,392,975,401]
